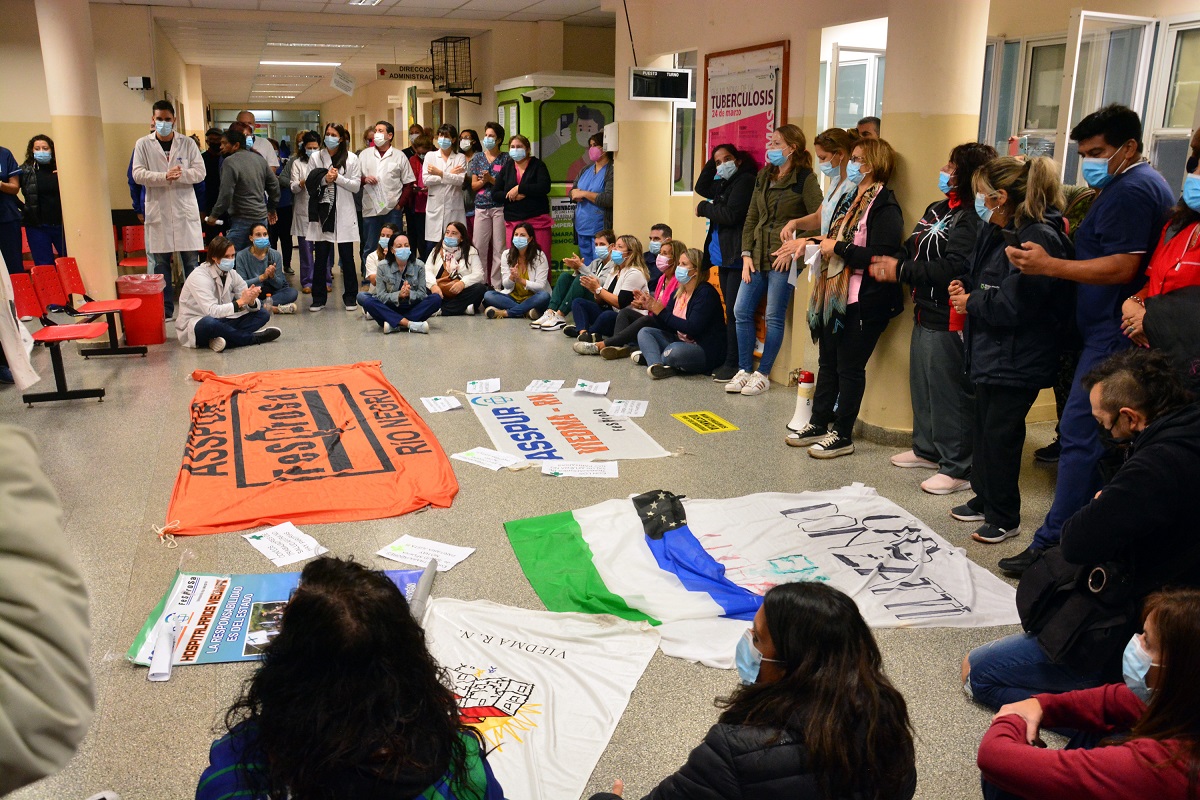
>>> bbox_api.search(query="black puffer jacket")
[591,723,917,800]
[20,162,62,226]
[963,211,1073,388]
[695,158,756,270]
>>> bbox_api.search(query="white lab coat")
[174,262,260,348]
[131,133,205,254]
[249,136,280,168]
[305,149,361,244]
[360,145,416,216]
[422,149,467,240]
[289,156,315,237]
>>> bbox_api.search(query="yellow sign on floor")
[672,411,739,434]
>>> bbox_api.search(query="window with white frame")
[1148,19,1200,193]
[671,50,698,195]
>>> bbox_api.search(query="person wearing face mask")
[405,134,432,259]
[492,135,553,257]
[566,234,648,342]
[288,131,321,294]
[206,125,280,255]
[175,236,280,351]
[235,110,279,168]
[358,233,437,334]
[234,223,297,314]
[727,125,824,398]
[303,123,361,312]
[977,588,1200,800]
[631,248,726,379]
[944,156,1071,543]
[568,133,614,266]
[359,121,417,279]
[964,349,1200,714]
[458,129,482,238]
[589,581,915,800]
[532,231,616,331]
[422,124,468,258]
[425,221,487,316]
[361,221,399,292]
[644,224,672,286]
[869,142,997,494]
[469,122,511,289]
[695,143,757,382]
[999,105,1175,578]
[18,135,67,267]
[482,223,550,320]
[573,239,684,358]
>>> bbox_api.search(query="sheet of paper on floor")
[452,447,524,471]
[542,462,619,478]
[377,534,475,571]
[421,396,463,413]
[609,399,648,418]
[241,522,328,566]
[573,379,609,395]
[525,379,565,392]
[467,378,501,394]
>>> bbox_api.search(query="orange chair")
[118,225,149,271]
[52,258,147,357]
[10,273,107,405]
[21,228,32,265]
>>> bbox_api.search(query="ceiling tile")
[521,0,597,13]
[504,10,567,20]
[458,0,534,9]
[442,8,509,18]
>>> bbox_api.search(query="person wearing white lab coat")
[306,123,361,312]
[175,235,279,352]
[359,120,416,274]
[289,131,320,293]
[422,124,467,256]
[131,100,205,320]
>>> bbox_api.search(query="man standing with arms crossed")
[359,121,415,283]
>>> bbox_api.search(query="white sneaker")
[631,350,645,365]
[465,304,476,316]
[382,322,395,334]
[724,370,751,393]
[530,310,553,329]
[275,302,297,314]
[345,304,357,312]
[891,450,939,469]
[540,315,567,331]
[739,371,770,396]
[207,336,226,353]
[309,304,324,312]
[408,320,430,334]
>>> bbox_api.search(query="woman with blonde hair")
[565,233,648,342]
[726,124,823,397]
[636,247,726,378]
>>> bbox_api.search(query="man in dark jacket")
[963,348,1200,710]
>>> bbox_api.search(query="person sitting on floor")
[977,587,1200,800]
[425,221,487,316]
[482,222,551,320]
[234,223,298,314]
[531,230,616,331]
[963,349,1199,711]
[588,581,915,800]
[572,238,685,360]
[565,234,648,343]
[362,220,400,288]
[357,232,438,334]
[176,235,281,352]
[632,247,726,379]
[197,557,505,800]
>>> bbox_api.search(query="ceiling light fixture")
[348,0,384,5]
[266,42,361,48]
[260,60,342,67]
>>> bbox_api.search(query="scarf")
[807,184,880,341]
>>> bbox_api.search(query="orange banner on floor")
[166,361,458,536]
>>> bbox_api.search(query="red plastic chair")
[10,272,107,406]
[119,225,149,271]
[21,228,32,264]
[53,257,147,357]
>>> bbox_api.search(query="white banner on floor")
[468,391,669,461]
[423,598,658,800]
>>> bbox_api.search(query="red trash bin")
[116,274,166,346]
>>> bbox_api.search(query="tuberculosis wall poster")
[704,41,789,172]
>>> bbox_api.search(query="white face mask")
[373,132,387,147]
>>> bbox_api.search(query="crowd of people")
[4,98,1200,800]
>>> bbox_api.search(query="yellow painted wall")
[989,0,1198,38]
[564,25,617,75]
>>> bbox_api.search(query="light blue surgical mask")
[33,151,52,164]
[305,148,320,160]
[1122,634,1159,703]
[378,237,390,250]
[648,240,662,255]
[765,148,787,167]
[324,135,341,149]
[437,137,452,151]
[482,136,496,150]
[155,120,173,137]
[938,170,954,196]
[1183,174,1200,212]
[218,257,235,272]
[512,235,529,250]
[974,192,994,224]
[735,629,782,686]
[443,236,459,248]
[610,249,625,266]
[845,161,864,184]
[818,160,839,179]
[715,160,737,181]
[252,236,270,250]
[245,134,256,149]
[674,265,692,284]
[509,147,527,161]
[594,245,610,260]
[1081,150,1127,189]
[395,247,411,262]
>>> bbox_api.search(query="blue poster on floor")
[127,568,423,666]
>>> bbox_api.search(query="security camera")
[521,86,555,103]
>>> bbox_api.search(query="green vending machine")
[494,72,615,278]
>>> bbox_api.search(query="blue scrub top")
[0,147,21,224]
[573,162,608,237]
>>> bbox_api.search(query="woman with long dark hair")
[197,558,504,800]
[19,134,66,266]
[482,221,550,319]
[493,134,553,257]
[979,587,1200,799]
[306,122,361,312]
[288,131,320,293]
[591,581,915,800]
[426,220,487,316]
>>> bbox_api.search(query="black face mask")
[1096,417,1135,451]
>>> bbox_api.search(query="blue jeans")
[25,224,67,266]
[1031,342,1129,550]
[576,234,596,266]
[357,292,442,327]
[361,210,404,276]
[482,290,550,318]
[194,308,271,349]
[965,633,1107,711]
[637,327,707,373]
[733,268,794,374]
[227,217,266,252]
[570,298,618,336]
[150,250,199,317]
[263,285,298,306]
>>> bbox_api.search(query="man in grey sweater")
[205,125,279,251]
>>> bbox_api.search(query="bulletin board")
[703,41,789,169]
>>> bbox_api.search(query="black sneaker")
[1034,440,1061,463]
[712,364,738,382]
[648,363,676,379]
[563,325,579,338]
[971,523,1020,544]
[253,326,282,345]
[998,546,1043,576]
[578,331,593,342]
[601,345,632,360]
[950,504,985,522]
[785,423,827,448]
[808,432,854,459]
